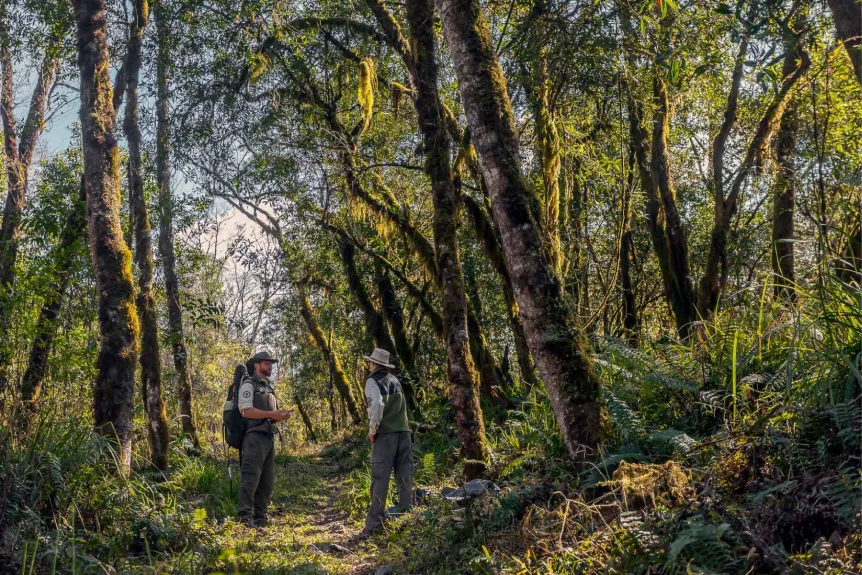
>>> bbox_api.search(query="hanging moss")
[390,81,411,115]
[249,53,270,84]
[357,57,377,135]
[349,194,368,222]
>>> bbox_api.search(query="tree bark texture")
[826,0,862,83]
[651,77,697,333]
[462,193,537,387]
[697,31,809,317]
[124,0,169,471]
[406,0,490,478]
[526,51,563,275]
[73,0,139,476]
[436,0,602,460]
[772,28,804,301]
[296,281,362,425]
[20,177,87,415]
[155,2,198,447]
[294,393,317,441]
[620,145,638,346]
[374,261,415,372]
[0,11,61,391]
[337,236,417,410]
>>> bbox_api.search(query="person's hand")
[272,410,291,422]
[368,432,375,443]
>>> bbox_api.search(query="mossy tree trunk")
[697,22,809,317]
[437,0,602,460]
[650,76,697,333]
[124,0,169,471]
[826,0,861,83]
[772,26,805,302]
[337,236,416,410]
[407,0,490,479]
[73,0,139,476]
[294,393,317,442]
[296,280,362,425]
[0,10,62,392]
[155,2,198,448]
[620,10,695,336]
[519,4,562,275]
[373,261,415,373]
[20,178,87,416]
[620,146,638,346]
[461,192,537,387]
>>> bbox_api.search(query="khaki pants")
[237,432,275,524]
[365,431,413,533]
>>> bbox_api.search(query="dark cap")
[248,350,279,365]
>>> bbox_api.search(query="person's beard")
[259,363,272,377]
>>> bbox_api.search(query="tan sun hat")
[248,350,279,365]
[363,348,395,369]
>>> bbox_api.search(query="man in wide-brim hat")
[361,348,413,536]
[236,350,291,527]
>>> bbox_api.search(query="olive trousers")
[365,431,413,533]
[237,431,275,525]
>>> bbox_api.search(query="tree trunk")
[0,12,61,392]
[837,219,862,283]
[651,77,697,333]
[568,161,586,316]
[524,47,562,275]
[337,236,417,410]
[437,0,602,460]
[698,28,809,317]
[772,30,803,301]
[328,371,338,431]
[20,177,87,415]
[461,193,537,387]
[407,0,490,479]
[627,94,677,331]
[124,0,169,471]
[337,236,397,355]
[73,0,139,476]
[296,281,362,425]
[620,145,638,346]
[294,393,317,441]
[372,260,418,409]
[826,0,862,83]
[154,2,198,448]
[374,261,415,372]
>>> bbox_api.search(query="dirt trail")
[221,444,384,575]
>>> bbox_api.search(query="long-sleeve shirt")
[365,377,386,436]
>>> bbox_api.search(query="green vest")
[244,373,277,431]
[370,370,410,434]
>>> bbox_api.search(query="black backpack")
[223,364,249,449]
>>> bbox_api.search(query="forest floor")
[4,385,859,574]
[179,437,403,575]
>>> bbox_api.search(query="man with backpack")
[362,348,413,536]
[235,350,291,527]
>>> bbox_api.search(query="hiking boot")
[253,516,270,528]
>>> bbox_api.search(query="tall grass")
[0,415,240,573]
